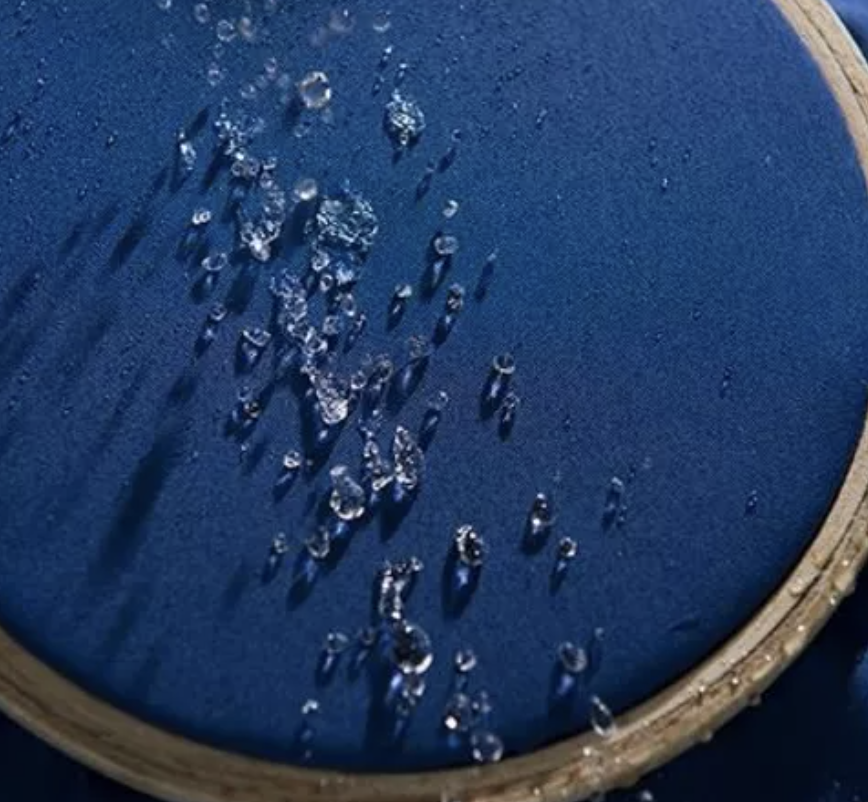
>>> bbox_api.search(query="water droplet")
[589,696,616,738]
[719,367,734,398]
[178,138,197,172]
[492,353,516,377]
[329,8,356,34]
[154,0,172,10]
[637,791,655,802]
[470,730,504,764]
[454,524,486,568]
[372,10,392,33]
[745,490,759,516]
[443,692,473,732]
[305,526,332,560]
[207,303,227,324]
[315,190,379,255]
[191,208,212,226]
[390,619,434,675]
[309,370,350,426]
[293,177,319,202]
[358,627,378,648]
[206,63,225,86]
[433,233,460,256]
[444,283,465,315]
[329,465,366,521]
[377,558,423,622]
[282,449,302,472]
[443,199,460,219]
[301,699,320,717]
[216,18,237,42]
[324,631,351,656]
[454,648,478,674]
[558,641,588,675]
[384,90,426,151]
[529,492,554,537]
[201,251,228,273]
[558,537,578,561]
[499,391,520,435]
[602,477,625,529]
[392,426,424,491]
[298,71,332,110]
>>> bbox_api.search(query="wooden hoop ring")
[2,1,868,800]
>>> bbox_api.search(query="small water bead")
[239,327,271,368]
[454,648,478,674]
[443,692,474,732]
[271,532,290,555]
[305,526,332,561]
[191,208,212,226]
[315,190,379,255]
[329,465,367,521]
[328,8,356,34]
[745,489,759,516]
[603,476,626,528]
[358,627,378,649]
[391,619,434,675]
[201,251,228,273]
[193,3,210,23]
[237,16,255,42]
[324,631,351,656]
[206,63,225,86]
[362,438,395,492]
[430,390,450,412]
[240,82,258,101]
[529,492,554,535]
[558,641,588,675]
[470,730,504,764]
[444,284,465,315]
[589,696,617,738]
[298,71,332,110]
[636,792,655,802]
[454,524,486,568]
[394,282,413,301]
[389,282,413,324]
[207,303,227,324]
[372,11,392,33]
[395,61,409,86]
[377,558,423,621]
[216,18,237,42]
[499,391,520,432]
[558,537,578,561]
[293,177,319,202]
[178,138,197,172]
[301,699,320,717]
[384,90,427,151]
[443,199,460,219]
[406,334,433,365]
[309,370,350,426]
[392,426,424,491]
[433,233,460,257]
[154,0,172,10]
[492,353,516,377]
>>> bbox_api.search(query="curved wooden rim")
[2,1,868,800]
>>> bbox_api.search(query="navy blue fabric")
[3,0,868,791]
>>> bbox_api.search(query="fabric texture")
[1,0,868,798]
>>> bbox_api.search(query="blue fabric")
[3,0,868,796]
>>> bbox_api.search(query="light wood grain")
[1,1,867,800]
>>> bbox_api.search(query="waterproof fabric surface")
[2,0,868,793]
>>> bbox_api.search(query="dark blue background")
[2,0,868,798]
